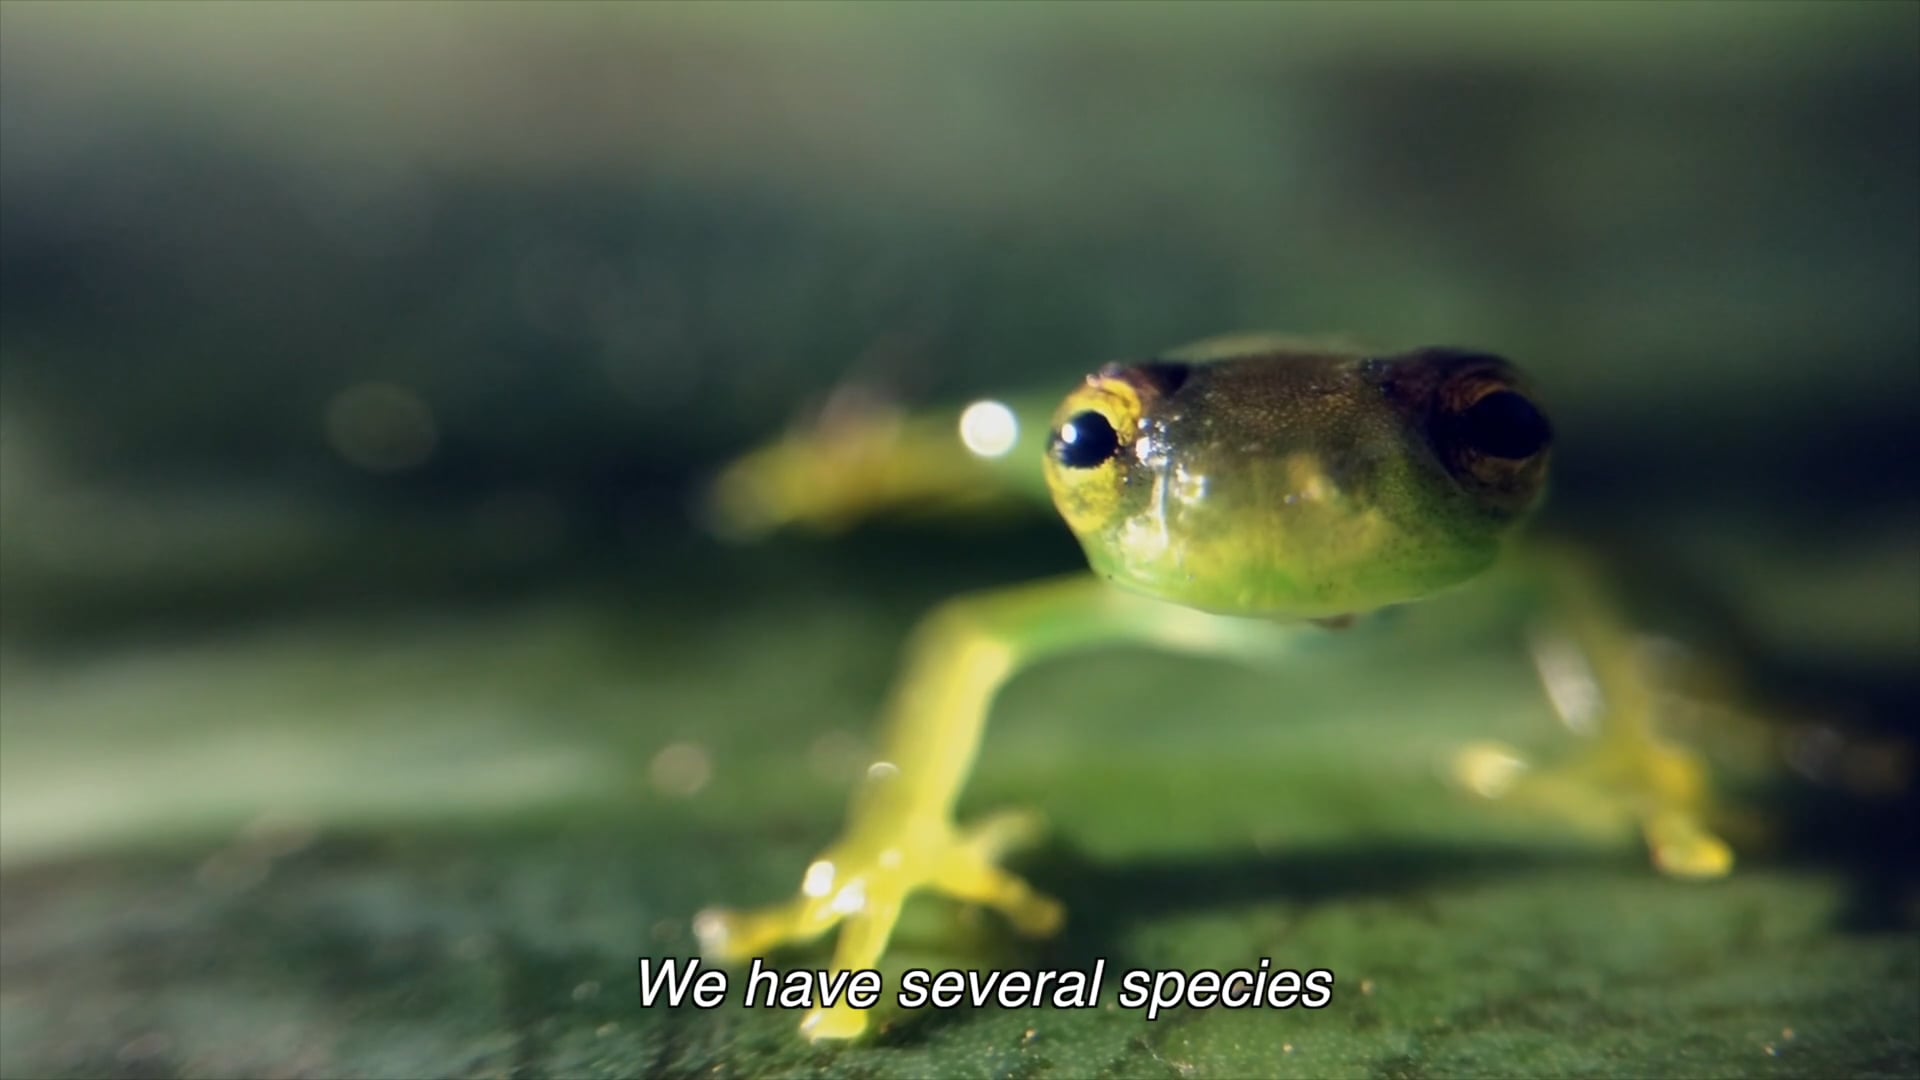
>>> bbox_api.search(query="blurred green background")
[1,3,1915,1078]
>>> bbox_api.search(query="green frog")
[693,334,1734,1040]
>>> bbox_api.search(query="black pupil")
[1457,391,1551,460]
[1052,411,1120,468]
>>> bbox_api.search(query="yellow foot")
[1643,808,1734,879]
[1452,738,1734,880]
[692,808,1064,1041]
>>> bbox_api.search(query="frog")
[692,334,1735,1041]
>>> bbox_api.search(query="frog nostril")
[1051,410,1121,469]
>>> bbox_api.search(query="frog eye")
[1398,351,1553,514]
[1045,372,1147,535]
[1050,410,1122,469]
[1377,346,1552,516]
[1453,389,1551,460]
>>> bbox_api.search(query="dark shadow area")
[1033,841,1632,970]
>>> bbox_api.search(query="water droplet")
[324,382,436,473]
[959,400,1019,459]
[648,742,712,798]
[692,909,729,952]
[803,860,837,898]
[830,880,867,915]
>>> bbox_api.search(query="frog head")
[1042,342,1553,618]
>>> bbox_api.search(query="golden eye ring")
[1050,410,1122,469]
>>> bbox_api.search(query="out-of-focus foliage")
[1,3,1915,1077]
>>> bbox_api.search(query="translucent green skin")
[697,335,1741,1047]
[1047,340,1546,619]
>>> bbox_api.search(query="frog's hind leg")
[1455,735,1732,879]
[1452,551,1734,880]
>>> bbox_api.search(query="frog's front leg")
[1454,548,1735,879]
[694,574,1288,1041]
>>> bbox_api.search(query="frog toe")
[1645,810,1735,879]
[1448,736,1736,880]
[1452,739,1534,800]
[801,1000,872,1041]
[933,854,1064,937]
[698,808,1067,1039]
[692,896,834,963]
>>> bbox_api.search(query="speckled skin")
[696,334,1728,1044]
[1045,345,1548,618]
